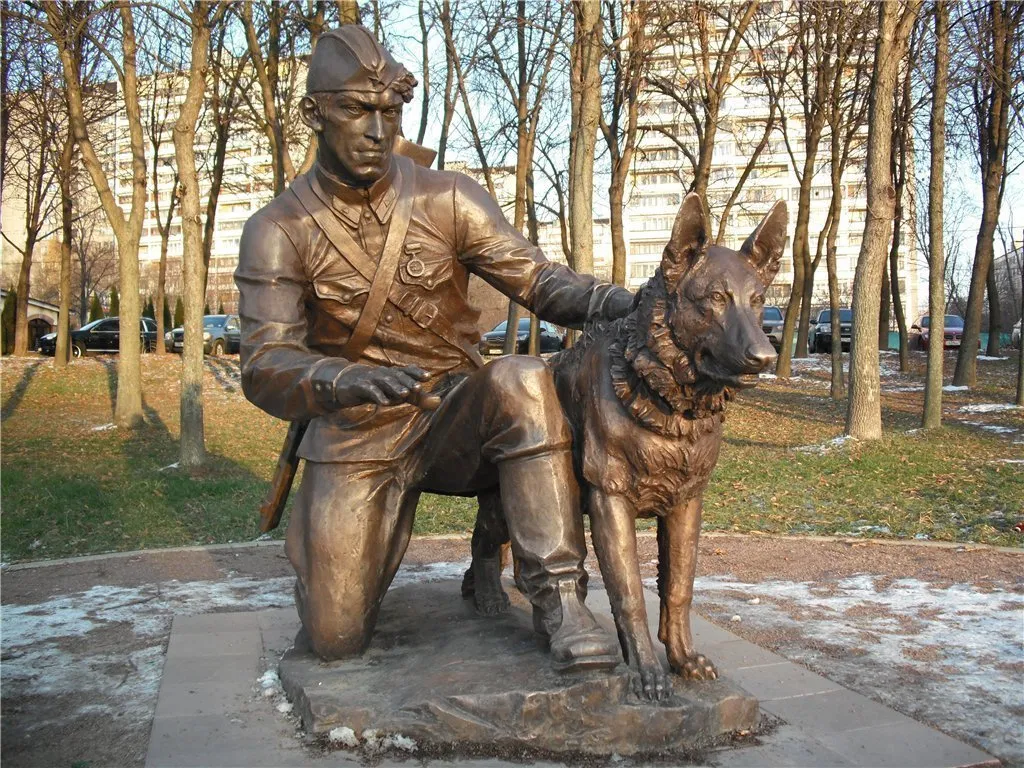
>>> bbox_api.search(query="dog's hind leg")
[461,488,511,616]
[657,497,717,680]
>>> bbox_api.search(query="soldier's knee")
[306,611,372,660]
[485,355,556,406]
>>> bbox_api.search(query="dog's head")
[651,193,787,390]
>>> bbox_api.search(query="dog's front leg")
[657,497,717,680]
[589,489,670,701]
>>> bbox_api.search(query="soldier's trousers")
[285,355,586,660]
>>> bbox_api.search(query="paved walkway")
[146,585,996,768]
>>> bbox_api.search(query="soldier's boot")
[498,450,620,673]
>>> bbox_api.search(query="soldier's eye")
[751,294,764,308]
[342,105,363,117]
[383,108,400,118]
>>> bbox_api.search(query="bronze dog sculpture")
[465,193,787,700]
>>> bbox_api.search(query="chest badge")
[405,258,425,278]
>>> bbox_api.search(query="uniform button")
[362,210,373,222]
[383,311,394,324]
[425,279,434,289]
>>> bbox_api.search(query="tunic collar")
[314,159,401,226]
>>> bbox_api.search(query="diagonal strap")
[291,165,482,369]
[339,167,414,360]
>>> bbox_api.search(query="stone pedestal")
[278,579,758,756]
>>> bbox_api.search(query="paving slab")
[145,581,999,768]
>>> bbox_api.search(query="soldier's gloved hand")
[331,364,432,408]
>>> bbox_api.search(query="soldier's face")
[311,90,403,187]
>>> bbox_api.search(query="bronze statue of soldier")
[235,26,634,673]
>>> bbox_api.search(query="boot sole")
[553,653,620,673]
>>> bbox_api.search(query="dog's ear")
[662,193,709,290]
[740,200,788,286]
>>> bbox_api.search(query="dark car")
[761,306,785,351]
[166,314,241,356]
[810,308,853,353]
[478,317,565,355]
[37,316,158,357]
[909,314,974,350]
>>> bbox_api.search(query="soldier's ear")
[300,95,324,132]
[740,200,788,286]
[662,192,708,290]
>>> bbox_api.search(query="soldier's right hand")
[332,364,431,408]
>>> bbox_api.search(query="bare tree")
[1,8,63,356]
[923,1,951,428]
[174,1,229,468]
[41,0,151,427]
[601,0,655,287]
[846,0,922,440]
[567,0,601,277]
[775,2,869,375]
[952,0,1024,385]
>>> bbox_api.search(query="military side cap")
[306,25,415,98]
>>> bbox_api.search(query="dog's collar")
[609,315,727,439]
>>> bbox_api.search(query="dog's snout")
[744,347,776,372]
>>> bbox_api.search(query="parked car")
[37,316,157,357]
[909,314,970,350]
[478,317,565,355]
[761,306,785,351]
[809,308,853,353]
[166,314,241,355]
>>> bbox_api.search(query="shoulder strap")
[291,165,482,369]
[341,162,415,360]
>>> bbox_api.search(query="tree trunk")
[986,265,1001,355]
[796,261,815,359]
[416,0,430,146]
[173,1,216,468]
[609,180,626,287]
[953,1,1019,386]
[13,234,35,356]
[568,0,601,277]
[922,3,948,428]
[878,258,891,350]
[156,237,169,354]
[775,262,803,377]
[55,132,74,367]
[846,0,921,440]
[890,238,909,370]
[1016,261,1023,406]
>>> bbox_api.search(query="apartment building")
[623,18,921,321]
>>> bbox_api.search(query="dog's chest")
[579,384,724,515]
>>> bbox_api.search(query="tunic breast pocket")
[399,244,453,292]
[313,275,370,309]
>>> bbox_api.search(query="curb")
[3,531,1020,572]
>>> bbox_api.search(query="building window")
[629,262,660,279]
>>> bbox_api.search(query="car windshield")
[203,316,227,328]
[818,309,853,323]
[763,307,783,321]
[920,316,965,328]
[79,318,106,331]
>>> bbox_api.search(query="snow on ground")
[945,384,970,392]
[793,434,855,454]
[978,356,1009,361]
[964,421,1018,435]
[1,560,470,737]
[682,575,1024,765]
[959,403,1022,414]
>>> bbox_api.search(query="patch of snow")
[944,385,969,392]
[684,575,1024,765]
[383,734,418,752]
[958,403,1022,414]
[90,423,117,431]
[794,435,855,454]
[977,356,1009,361]
[158,462,180,472]
[276,701,293,714]
[328,726,358,747]
[730,615,742,623]
[758,373,777,380]
[992,458,1024,464]
[885,384,924,392]
[747,597,760,605]
[964,421,1017,435]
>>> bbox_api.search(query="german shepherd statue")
[464,192,787,701]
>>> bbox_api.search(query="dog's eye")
[710,291,728,305]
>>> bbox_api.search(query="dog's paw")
[630,662,672,702]
[673,654,718,681]
[474,590,511,616]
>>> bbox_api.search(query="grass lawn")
[1,351,1021,562]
